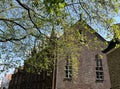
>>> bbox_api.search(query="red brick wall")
[107,47,120,89]
[56,47,111,89]
[8,70,52,89]
[56,21,111,89]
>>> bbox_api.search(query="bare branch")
[71,1,79,14]
[16,0,29,10]
[0,34,28,42]
[0,29,5,33]
[27,10,42,34]
[78,0,91,22]
[0,6,22,13]
[0,18,27,30]
[16,0,46,20]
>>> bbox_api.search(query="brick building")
[103,40,120,89]
[8,66,52,89]
[8,20,111,89]
[55,20,111,89]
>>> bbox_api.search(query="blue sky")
[100,16,120,40]
[114,16,120,23]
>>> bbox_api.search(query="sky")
[100,16,120,40]
[114,16,120,23]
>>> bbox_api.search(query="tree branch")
[0,18,27,30]
[0,6,22,13]
[27,10,42,34]
[78,0,91,22]
[16,0,47,20]
[16,0,29,10]
[28,10,52,40]
[0,35,28,42]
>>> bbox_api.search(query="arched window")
[64,55,72,79]
[95,54,104,82]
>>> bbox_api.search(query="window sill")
[64,77,72,81]
[96,80,104,83]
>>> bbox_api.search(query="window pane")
[100,76,104,79]
[97,76,99,78]
[99,67,103,71]
[65,71,68,78]
[69,66,72,69]
[65,66,68,70]
[100,72,103,75]
[96,67,99,70]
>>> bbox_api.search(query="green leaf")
[115,8,119,14]
[49,8,54,14]
[59,3,65,8]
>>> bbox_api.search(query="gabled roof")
[74,19,107,42]
[103,23,120,53]
[102,39,120,53]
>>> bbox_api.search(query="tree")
[0,0,119,76]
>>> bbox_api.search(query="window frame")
[95,54,104,82]
[64,57,72,80]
